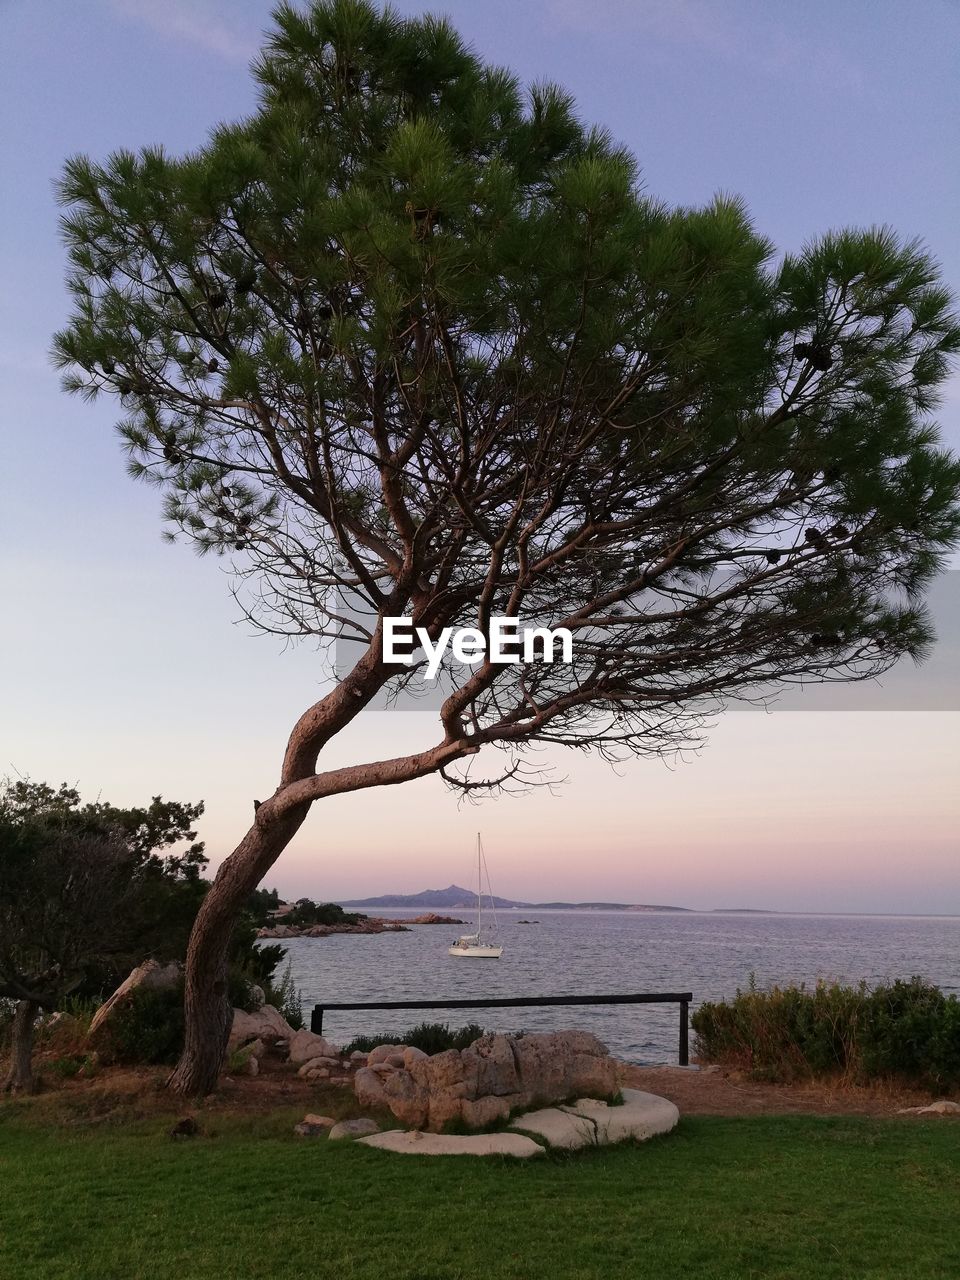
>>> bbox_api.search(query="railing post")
[679,999,689,1066]
[311,1005,324,1035]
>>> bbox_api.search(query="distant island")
[338,884,694,912]
[712,908,778,914]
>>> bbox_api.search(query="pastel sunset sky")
[1,0,958,913]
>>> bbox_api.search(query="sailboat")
[448,834,504,959]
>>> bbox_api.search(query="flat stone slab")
[898,1100,960,1115]
[509,1106,600,1150]
[510,1089,679,1148]
[357,1130,545,1158]
[328,1118,380,1141]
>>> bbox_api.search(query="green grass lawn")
[1,1108,958,1280]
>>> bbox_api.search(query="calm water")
[271,911,960,1063]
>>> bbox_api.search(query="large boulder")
[87,960,182,1044]
[354,1066,390,1109]
[227,1004,294,1052]
[511,1030,617,1105]
[355,1030,618,1133]
[367,1043,409,1067]
[287,1028,341,1065]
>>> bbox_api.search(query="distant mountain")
[338,885,690,911]
[340,884,520,909]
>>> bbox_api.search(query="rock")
[900,1099,960,1115]
[294,1114,336,1137]
[557,1089,679,1145]
[247,985,266,1010]
[288,1029,341,1065]
[349,1050,368,1063]
[380,1070,431,1129]
[356,1031,619,1134]
[460,1095,513,1129]
[358,1130,544,1158]
[355,1067,389,1109]
[296,1055,341,1076]
[228,1004,294,1052]
[328,1117,381,1141]
[461,1033,522,1099]
[510,1106,599,1150]
[87,960,182,1044]
[408,1049,468,1130]
[510,1030,617,1106]
[409,1048,466,1093]
[367,1044,409,1066]
[245,1055,260,1077]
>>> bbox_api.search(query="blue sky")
[1,0,958,911]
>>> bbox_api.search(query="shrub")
[692,975,960,1091]
[49,1052,98,1079]
[105,982,185,1066]
[343,1021,487,1056]
[263,960,303,1031]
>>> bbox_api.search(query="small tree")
[0,782,206,1092]
[53,1,960,1094]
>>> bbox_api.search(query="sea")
[271,910,960,1064]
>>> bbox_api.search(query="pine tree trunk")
[3,999,40,1094]
[167,808,309,1097]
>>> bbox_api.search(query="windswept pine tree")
[54,0,960,1093]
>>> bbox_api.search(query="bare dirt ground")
[6,1053,952,1128]
[617,1063,946,1117]
[5,1019,953,1125]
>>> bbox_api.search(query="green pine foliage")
[52,0,960,757]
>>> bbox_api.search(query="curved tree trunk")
[3,999,40,1094]
[166,696,471,1098]
[167,807,309,1096]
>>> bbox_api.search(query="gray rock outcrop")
[287,1028,342,1065]
[227,1003,294,1052]
[354,1030,618,1132]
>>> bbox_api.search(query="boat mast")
[476,833,482,937]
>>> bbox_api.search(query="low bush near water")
[342,1021,488,1056]
[692,976,960,1090]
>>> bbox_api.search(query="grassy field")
[1,1106,959,1280]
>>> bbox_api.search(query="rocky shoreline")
[256,912,464,939]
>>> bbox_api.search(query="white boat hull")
[448,942,503,958]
